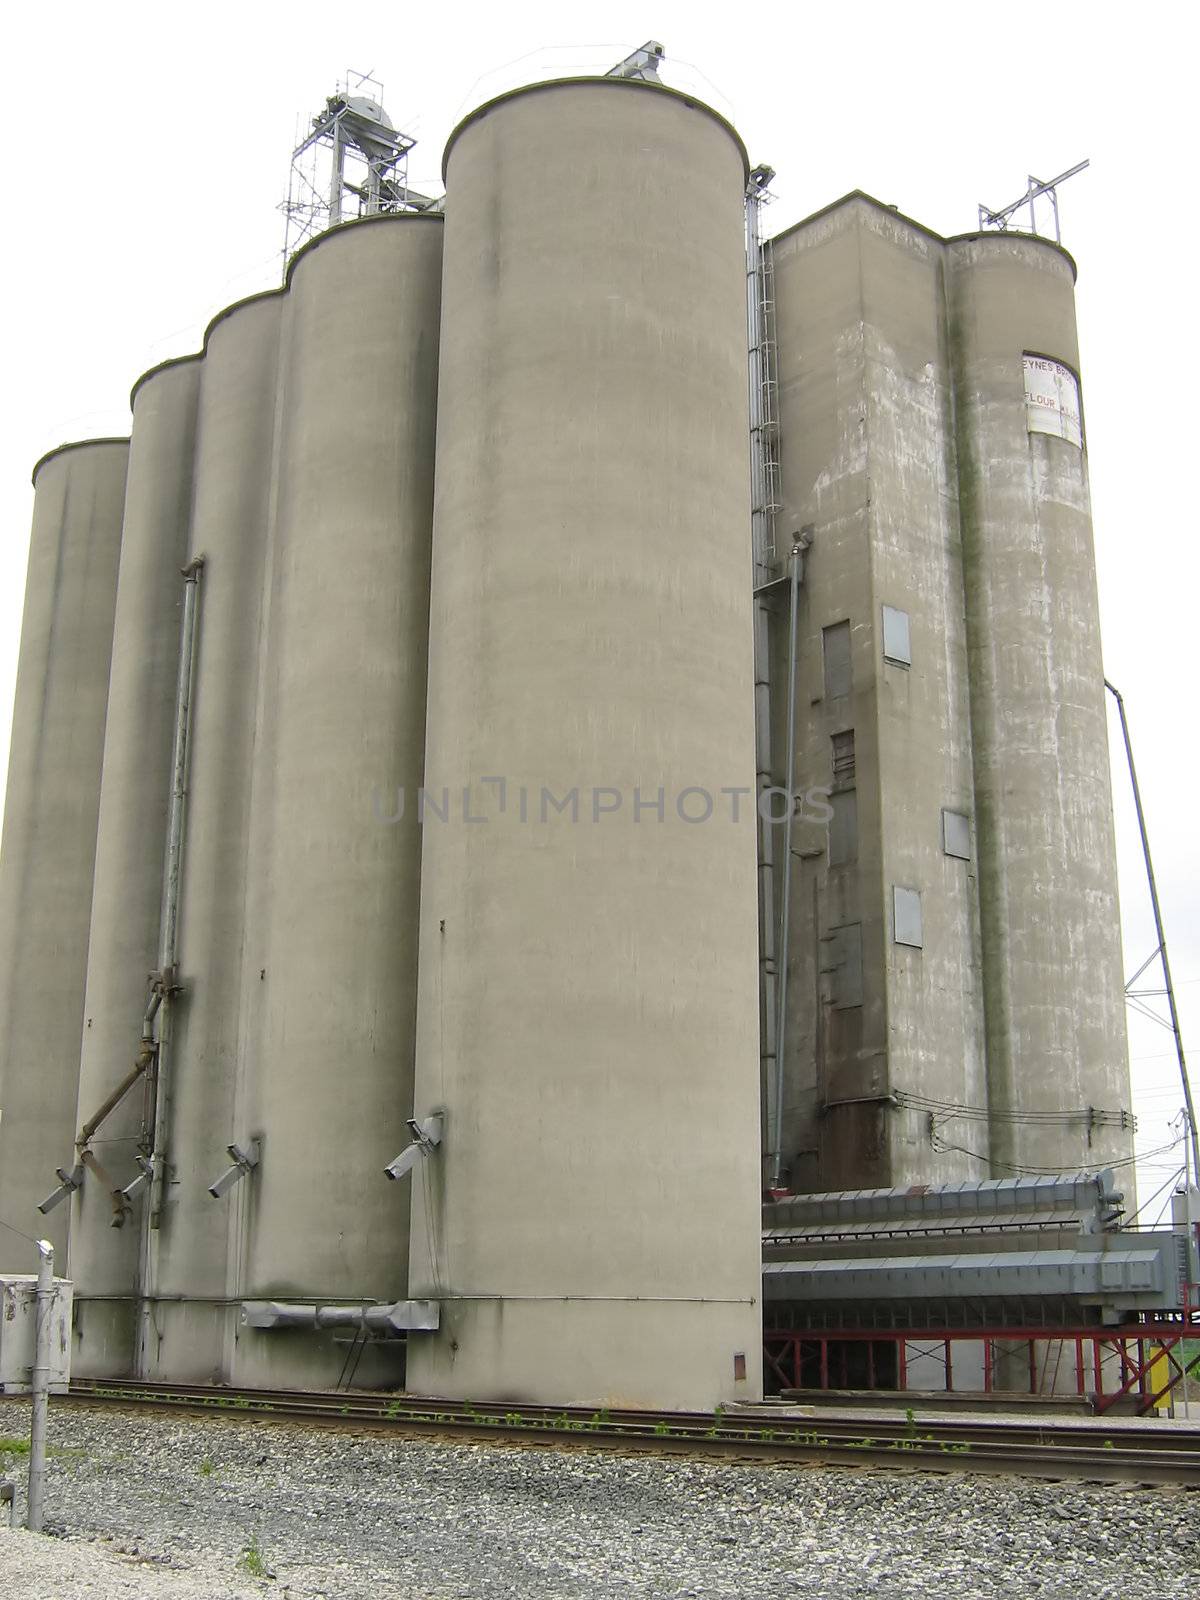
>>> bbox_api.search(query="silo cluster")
[0,77,765,1409]
[0,73,1134,1408]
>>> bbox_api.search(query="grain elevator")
[0,53,1143,1409]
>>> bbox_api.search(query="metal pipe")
[329,119,344,226]
[75,1043,154,1148]
[67,561,199,1210]
[1104,679,1200,1182]
[241,1299,440,1333]
[148,558,203,1230]
[159,560,203,983]
[26,1239,53,1533]
[134,561,203,1370]
[769,539,802,1192]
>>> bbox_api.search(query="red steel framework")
[765,1296,1200,1417]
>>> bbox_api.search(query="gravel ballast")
[0,1399,1195,1598]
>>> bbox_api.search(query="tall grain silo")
[70,359,200,1377]
[141,292,284,1381]
[229,214,443,1389]
[947,235,1133,1175]
[767,196,987,1194]
[406,79,764,1410]
[0,441,128,1270]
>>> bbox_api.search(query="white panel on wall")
[942,809,971,860]
[893,886,923,949]
[882,605,911,667]
[1022,355,1082,447]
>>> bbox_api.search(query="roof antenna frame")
[978,160,1090,244]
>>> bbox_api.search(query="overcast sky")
[3,1,1195,1218]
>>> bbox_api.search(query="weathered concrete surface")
[71,360,200,1376]
[143,293,283,1382]
[770,198,986,1191]
[0,441,128,1271]
[232,216,442,1389]
[766,195,1131,1192]
[948,235,1133,1177]
[407,80,763,1410]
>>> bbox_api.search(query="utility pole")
[1105,680,1200,1183]
[27,1239,53,1532]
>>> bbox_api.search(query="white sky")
[2,1,1196,1220]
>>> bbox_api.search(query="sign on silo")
[0,1276,73,1395]
[1023,354,1083,446]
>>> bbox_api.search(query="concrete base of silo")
[72,1301,139,1380]
[406,1300,762,1412]
[230,1326,407,1393]
[138,1303,229,1384]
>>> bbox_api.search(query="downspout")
[138,558,203,1364]
[147,557,204,1228]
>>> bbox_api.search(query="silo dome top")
[442,76,749,183]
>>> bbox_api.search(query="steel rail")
[42,1379,1200,1486]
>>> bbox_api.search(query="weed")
[0,1437,30,1457]
[239,1538,267,1578]
[199,1459,215,1477]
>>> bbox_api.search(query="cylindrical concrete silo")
[0,440,128,1271]
[406,80,763,1410]
[947,235,1132,1176]
[142,293,283,1381]
[71,359,200,1376]
[231,215,443,1389]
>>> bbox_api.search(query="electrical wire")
[896,1088,1131,1127]
[928,1129,1184,1178]
[1125,1165,1186,1228]
[0,1214,42,1248]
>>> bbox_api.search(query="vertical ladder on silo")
[746,167,784,1190]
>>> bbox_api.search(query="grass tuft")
[239,1537,268,1578]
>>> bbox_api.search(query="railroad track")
[52,1379,1200,1486]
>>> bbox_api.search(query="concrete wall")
[947,234,1132,1177]
[71,361,200,1376]
[406,80,764,1410]
[770,206,887,1189]
[231,216,442,1389]
[770,199,986,1191]
[768,196,1131,1193]
[0,441,128,1271]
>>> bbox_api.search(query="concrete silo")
[767,196,987,1193]
[0,441,128,1270]
[231,215,442,1389]
[947,235,1132,1176]
[142,292,284,1381]
[70,359,200,1377]
[407,80,763,1409]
